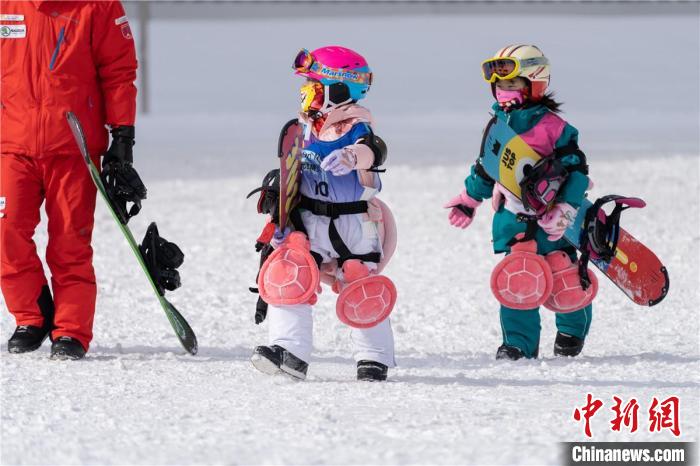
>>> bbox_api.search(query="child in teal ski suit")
[446,44,593,359]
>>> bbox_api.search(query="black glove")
[102,126,147,224]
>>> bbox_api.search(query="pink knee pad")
[258,232,320,306]
[543,251,598,313]
[336,260,397,329]
[490,238,553,310]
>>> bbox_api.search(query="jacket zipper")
[48,26,64,71]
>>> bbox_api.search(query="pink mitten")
[444,189,482,229]
[537,203,577,241]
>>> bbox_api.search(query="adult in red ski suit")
[0,0,142,358]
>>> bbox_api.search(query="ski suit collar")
[34,1,68,13]
[33,1,54,10]
[493,102,549,132]
[321,104,373,130]
[303,104,373,141]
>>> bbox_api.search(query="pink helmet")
[293,46,372,102]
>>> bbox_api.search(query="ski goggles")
[481,56,549,83]
[300,80,325,114]
[293,49,372,85]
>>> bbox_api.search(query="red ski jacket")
[0,0,137,158]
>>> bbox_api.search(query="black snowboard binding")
[553,332,585,357]
[139,222,184,296]
[246,168,280,222]
[578,195,645,290]
[246,169,281,325]
[101,163,147,225]
[519,156,568,216]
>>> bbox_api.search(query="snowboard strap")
[474,160,495,184]
[475,116,498,184]
[250,242,274,324]
[246,169,281,223]
[519,157,568,215]
[578,195,645,289]
[508,214,539,246]
[553,143,589,175]
[247,170,282,324]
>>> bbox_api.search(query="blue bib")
[300,122,378,203]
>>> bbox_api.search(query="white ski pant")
[268,305,395,367]
[267,210,396,367]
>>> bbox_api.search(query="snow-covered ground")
[2,7,699,466]
[1,153,698,465]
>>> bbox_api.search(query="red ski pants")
[1,152,99,350]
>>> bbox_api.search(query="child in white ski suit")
[251,46,397,381]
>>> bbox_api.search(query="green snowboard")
[66,112,197,355]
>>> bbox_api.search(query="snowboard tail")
[598,230,669,306]
[479,117,669,306]
[66,112,198,354]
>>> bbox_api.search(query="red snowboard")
[593,228,668,306]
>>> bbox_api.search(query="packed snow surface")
[1,154,698,465]
[2,8,699,466]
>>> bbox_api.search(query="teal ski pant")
[492,207,593,358]
[500,304,592,358]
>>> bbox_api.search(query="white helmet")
[482,44,551,100]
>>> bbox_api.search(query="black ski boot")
[553,332,584,357]
[50,337,86,360]
[8,325,51,353]
[251,345,308,380]
[496,344,524,360]
[251,345,283,374]
[357,360,388,381]
[7,285,55,354]
[496,344,539,360]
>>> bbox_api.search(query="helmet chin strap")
[319,85,353,114]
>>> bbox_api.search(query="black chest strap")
[298,196,369,218]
